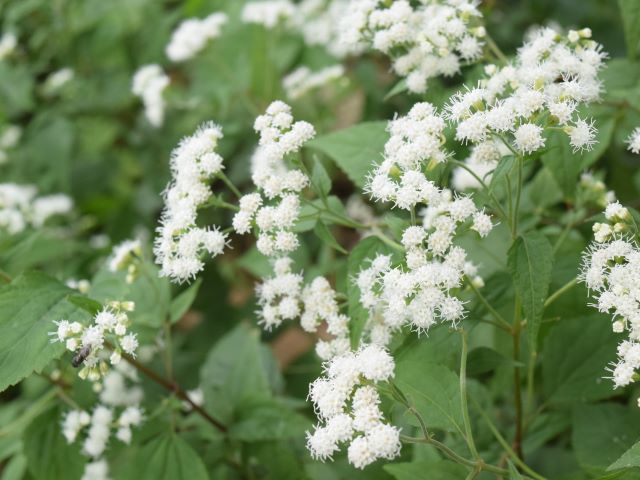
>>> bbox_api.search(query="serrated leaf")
[0,272,90,392]
[307,122,388,188]
[542,315,619,405]
[619,0,640,59]
[22,407,85,480]
[313,221,347,254]
[311,159,332,197]
[508,232,553,350]
[120,432,209,480]
[347,237,395,348]
[169,278,202,324]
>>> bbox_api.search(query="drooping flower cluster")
[340,0,485,93]
[446,27,606,155]
[627,127,640,155]
[283,65,345,100]
[366,102,447,210]
[307,345,401,469]
[233,101,314,257]
[580,232,640,389]
[451,139,509,191]
[0,183,73,234]
[132,65,170,127]
[154,122,228,282]
[166,13,228,62]
[241,1,296,29]
[52,302,138,381]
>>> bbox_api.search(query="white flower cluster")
[307,345,401,469]
[0,124,21,164]
[0,183,72,234]
[62,404,143,459]
[166,13,228,62]
[132,65,169,127]
[446,27,606,154]
[451,140,509,191]
[356,200,490,345]
[0,32,17,61]
[578,172,616,209]
[233,101,314,257]
[283,65,345,100]
[154,122,228,283]
[591,201,631,243]
[52,302,138,381]
[340,0,485,93]
[241,1,296,29]
[43,67,74,95]
[627,127,640,155]
[580,232,640,389]
[294,0,352,57]
[366,102,447,210]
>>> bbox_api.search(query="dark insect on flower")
[71,345,92,368]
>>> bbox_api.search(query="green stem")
[467,277,512,332]
[512,157,524,238]
[512,296,524,459]
[544,278,578,308]
[217,172,242,199]
[459,330,480,459]
[472,399,548,480]
[485,34,509,64]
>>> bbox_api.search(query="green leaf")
[619,0,640,59]
[609,440,640,471]
[508,231,553,350]
[508,461,524,479]
[311,159,332,197]
[307,122,388,188]
[66,295,103,316]
[541,130,581,198]
[0,272,90,392]
[384,79,408,101]
[489,155,515,191]
[384,460,467,480]
[200,324,273,423]
[572,403,640,475]
[467,346,514,376]
[542,315,619,405]
[313,221,347,254]
[229,397,310,442]
[120,432,209,480]
[394,361,463,434]
[347,237,395,347]
[580,114,616,169]
[169,278,202,324]
[22,407,85,480]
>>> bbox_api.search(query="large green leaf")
[384,460,467,480]
[609,440,640,471]
[540,132,580,199]
[22,407,85,480]
[572,403,640,476]
[307,122,388,188]
[169,278,202,324]
[120,432,209,480]
[228,397,310,442]
[200,324,273,423]
[0,272,90,392]
[619,0,640,59]
[508,231,553,350]
[542,315,619,405]
[395,358,463,435]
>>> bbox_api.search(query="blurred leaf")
[311,159,332,197]
[229,397,310,442]
[541,132,580,198]
[508,231,553,350]
[170,278,202,324]
[313,221,346,254]
[619,0,640,59]
[120,432,209,480]
[609,439,640,471]
[22,407,85,480]
[467,346,514,376]
[0,272,89,392]
[0,63,33,116]
[66,294,103,316]
[384,460,467,479]
[542,315,619,405]
[307,122,388,188]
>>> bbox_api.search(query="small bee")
[71,345,92,368]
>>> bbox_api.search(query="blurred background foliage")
[1,0,640,479]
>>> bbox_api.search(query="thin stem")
[485,34,509,64]
[544,278,578,308]
[467,277,512,332]
[217,172,242,199]
[459,330,480,460]
[512,296,524,459]
[206,197,240,212]
[449,159,509,223]
[371,228,404,251]
[472,399,548,480]
[119,349,227,433]
[525,350,537,419]
[512,157,524,238]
